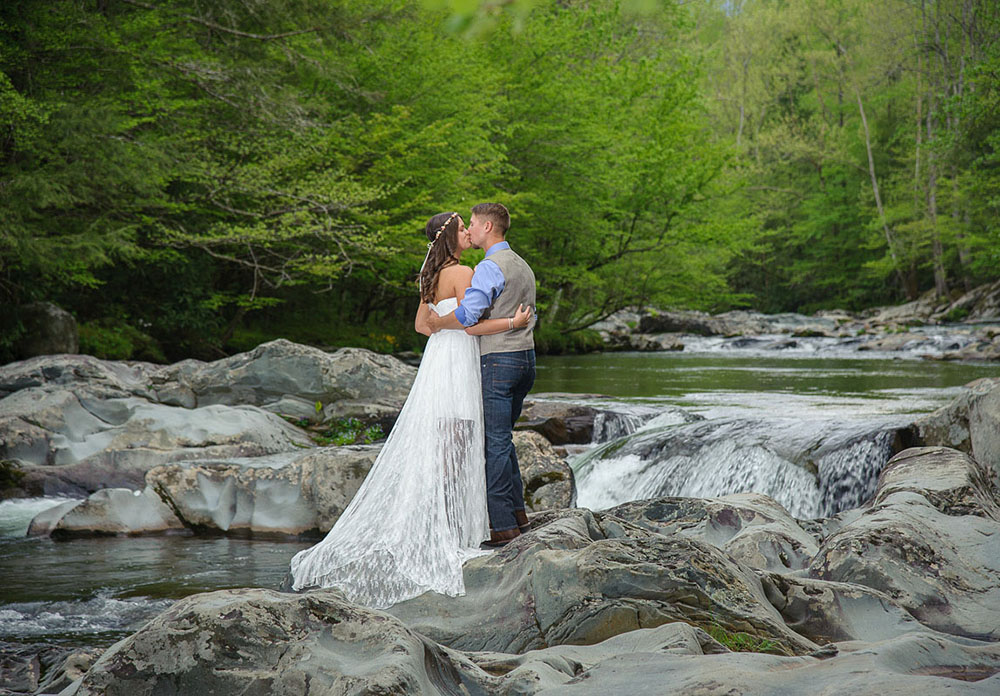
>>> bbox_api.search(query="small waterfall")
[592,411,647,443]
[572,414,904,520]
[817,430,896,516]
[0,497,77,538]
[592,405,702,444]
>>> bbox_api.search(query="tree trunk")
[855,87,909,297]
[928,1,948,298]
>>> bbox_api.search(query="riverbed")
[1,350,995,656]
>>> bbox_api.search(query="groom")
[426,202,536,546]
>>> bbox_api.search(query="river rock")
[808,447,1000,641]
[25,499,82,536]
[931,278,1000,322]
[59,595,1000,696]
[63,588,494,696]
[0,353,156,401]
[513,631,1000,695]
[516,401,600,445]
[47,487,185,538]
[388,508,818,656]
[606,493,819,573]
[0,391,313,497]
[145,446,378,537]
[513,431,576,511]
[628,333,686,351]
[933,333,1000,362]
[757,573,942,645]
[36,649,99,695]
[914,377,1000,477]
[639,310,721,336]
[148,339,415,416]
[12,302,79,359]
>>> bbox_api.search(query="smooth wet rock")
[146,446,378,537]
[516,401,600,445]
[64,588,493,696]
[0,647,40,694]
[0,390,314,497]
[25,499,81,536]
[808,447,1000,641]
[149,340,415,415]
[757,573,943,645]
[36,648,99,695]
[48,487,185,537]
[514,431,576,512]
[629,333,685,351]
[606,493,819,573]
[0,354,156,401]
[914,378,1000,477]
[520,631,1000,695]
[388,508,818,656]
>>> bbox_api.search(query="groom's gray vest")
[480,248,536,356]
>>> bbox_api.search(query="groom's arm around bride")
[427,203,538,545]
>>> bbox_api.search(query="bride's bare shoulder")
[439,264,474,283]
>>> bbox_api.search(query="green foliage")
[311,418,385,447]
[3,0,997,364]
[0,460,25,491]
[79,319,167,363]
[707,623,780,654]
[533,327,605,355]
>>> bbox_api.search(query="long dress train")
[289,297,491,608]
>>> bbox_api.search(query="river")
[1,349,995,657]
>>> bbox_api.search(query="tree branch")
[120,0,322,42]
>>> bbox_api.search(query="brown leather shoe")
[514,509,531,533]
[482,527,521,548]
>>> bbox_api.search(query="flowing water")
[532,351,995,517]
[1,349,995,658]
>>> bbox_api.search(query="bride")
[289,211,532,608]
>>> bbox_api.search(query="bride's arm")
[453,269,533,335]
[465,304,533,335]
[414,302,432,337]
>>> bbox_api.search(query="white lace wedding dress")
[289,297,491,608]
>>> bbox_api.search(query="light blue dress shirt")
[453,242,509,327]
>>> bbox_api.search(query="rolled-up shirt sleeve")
[454,260,505,327]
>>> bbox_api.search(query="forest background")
[1,0,998,362]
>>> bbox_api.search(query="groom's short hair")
[471,203,510,237]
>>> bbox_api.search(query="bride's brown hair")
[418,212,461,303]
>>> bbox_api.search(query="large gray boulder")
[607,493,819,573]
[47,487,185,537]
[914,377,1000,478]
[507,631,1000,695]
[514,431,576,512]
[1,391,313,496]
[0,340,417,497]
[388,508,818,656]
[60,589,1000,696]
[808,447,1000,641]
[63,588,492,696]
[144,446,379,538]
[13,301,79,359]
[148,339,415,417]
[516,401,601,445]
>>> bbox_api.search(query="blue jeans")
[481,349,536,532]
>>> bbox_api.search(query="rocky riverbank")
[1,341,999,693]
[23,444,1000,695]
[590,279,1000,360]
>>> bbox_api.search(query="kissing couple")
[289,202,537,609]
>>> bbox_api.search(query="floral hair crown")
[430,212,458,247]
